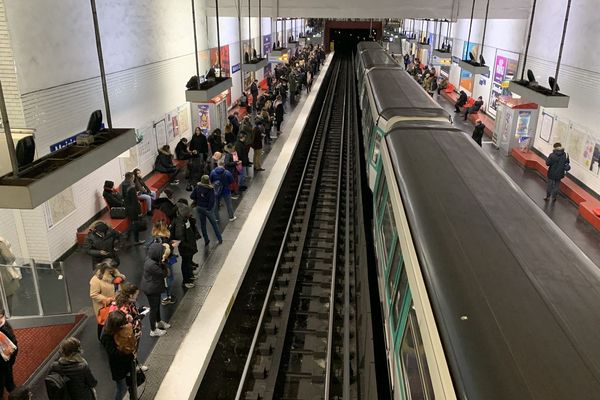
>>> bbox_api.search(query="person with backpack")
[0,309,17,397]
[191,175,223,248]
[209,160,236,221]
[545,142,571,201]
[8,386,31,400]
[101,310,136,400]
[46,337,97,400]
[171,201,200,288]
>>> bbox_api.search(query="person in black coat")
[250,80,259,111]
[234,134,250,190]
[48,338,97,400]
[228,112,240,137]
[464,96,484,120]
[274,96,285,134]
[0,309,17,396]
[123,178,144,245]
[154,145,178,174]
[175,137,192,160]
[171,202,199,288]
[454,90,468,112]
[189,128,209,161]
[140,243,170,336]
[103,180,124,208]
[207,129,224,154]
[472,120,485,146]
[545,142,571,201]
[101,311,135,399]
[84,221,121,269]
[153,189,177,222]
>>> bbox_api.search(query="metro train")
[356,42,600,400]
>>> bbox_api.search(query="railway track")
[197,55,359,400]
[237,56,356,400]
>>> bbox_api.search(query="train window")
[392,267,408,327]
[387,242,402,295]
[400,307,435,400]
[380,195,396,261]
[371,130,381,165]
[375,173,386,212]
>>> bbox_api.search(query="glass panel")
[375,173,387,215]
[392,267,408,327]
[372,131,381,165]
[400,316,427,400]
[388,243,403,295]
[36,261,70,315]
[380,196,395,261]
[411,308,436,399]
[0,262,40,317]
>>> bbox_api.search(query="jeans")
[115,377,134,400]
[216,194,235,219]
[162,265,174,299]
[147,293,162,331]
[137,191,156,213]
[181,255,193,284]
[197,206,223,245]
[238,167,246,187]
[546,178,561,199]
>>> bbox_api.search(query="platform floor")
[436,93,600,267]
[26,82,318,400]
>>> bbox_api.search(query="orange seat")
[444,83,455,93]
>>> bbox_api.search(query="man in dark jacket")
[472,120,485,146]
[454,90,468,113]
[171,201,199,288]
[250,79,259,111]
[228,112,240,137]
[464,96,484,120]
[189,128,209,161]
[140,242,169,335]
[48,338,97,400]
[84,221,121,269]
[175,137,192,160]
[545,142,570,201]
[234,134,250,190]
[102,180,124,208]
[209,161,236,221]
[191,175,223,247]
[123,184,144,245]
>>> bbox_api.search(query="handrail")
[234,58,342,400]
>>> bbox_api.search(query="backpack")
[213,179,224,197]
[45,370,71,400]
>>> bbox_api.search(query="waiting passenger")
[437,77,449,95]
[84,220,121,269]
[154,145,179,181]
[175,137,192,160]
[133,168,156,215]
[140,242,171,337]
[89,261,125,340]
[464,96,484,120]
[545,142,571,202]
[274,95,285,135]
[234,134,250,191]
[171,201,199,288]
[100,310,135,399]
[190,127,209,161]
[48,337,97,400]
[0,308,18,397]
[191,175,223,247]
[149,221,176,306]
[454,90,468,113]
[123,177,144,245]
[472,120,485,146]
[208,128,224,155]
[103,180,124,208]
[210,161,236,222]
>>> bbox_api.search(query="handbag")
[110,207,127,219]
[126,360,146,387]
[96,306,110,325]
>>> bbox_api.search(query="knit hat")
[212,151,222,161]
[200,175,211,186]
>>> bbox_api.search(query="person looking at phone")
[109,283,149,372]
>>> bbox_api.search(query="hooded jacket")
[102,182,124,208]
[189,133,209,157]
[546,148,570,180]
[210,167,234,196]
[49,355,97,400]
[140,243,167,295]
[155,148,176,172]
[84,222,120,267]
[191,183,216,210]
[172,204,199,257]
[235,138,250,166]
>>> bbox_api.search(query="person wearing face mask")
[89,261,126,340]
[0,308,17,397]
[84,221,121,269]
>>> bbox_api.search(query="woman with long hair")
[48,337,97,399]
[89,261,125,340]
[101,310,136,400]
[150,221,178,306]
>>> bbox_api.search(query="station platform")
[435,93,600,267]
[24,55,332,400]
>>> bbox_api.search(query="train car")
[355,41,387,74]
[360,67,450,187]
[356,46,400,92]
[357,45,600,400]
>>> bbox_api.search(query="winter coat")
[0,321,17,367]
[235,139,250,166]
[191,184,216,210]
[101,331,134,381]
[224,130,236,145]
[84,226,120,267]
[250,82,259,96]
[155,149,176,173]
[187,156,206,185]
[546,149,570,180]
[133,176,151,194]
[175,139,192,160]
[252,127,263,150]
[189,133,209,157]
[228,115,240,136]
[140,243,168,295]
[209,167,234,196]
[49,356,97,400]
[102,188,124,208]
[208,134,224,154]
[153,197,176,220]
[171,205,199,257]
[456,91,468,107]
[123,186,141,220]
[275,102,284,122]
[89,269,124,316]
[472,122,485,146]
[223,152,237,176]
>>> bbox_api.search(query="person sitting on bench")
[464,96,484,120]
[102,180,124,208]
[454,90,468,113]
[154,145,180,184]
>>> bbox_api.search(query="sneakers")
[139,365,149,372]
[161,296,176,305]
[170,179,180,185]
[157,321,171,330]
[229,216,237,222]
[150,329,166,337]
[231,195,240,200]
[184,282,196,289]
[135,240,145,246]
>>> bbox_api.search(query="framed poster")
[539,112,553,143]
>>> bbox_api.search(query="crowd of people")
[0,45,327,400]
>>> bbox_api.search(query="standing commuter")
[89,261,125,340]
[101,310,135,400]
[48,337,97,400]
[252,122,265,172]
[274,95,285,135]
[235,134,250,191]
[472,120,485,146]
[171,201,199,289]
[250,79,259,112]
[123,178,144,245]
[209,161,237,221]
[544,142,571,201]
[140,243,171,336]
[189,127,209,162]
[191,175,224,247]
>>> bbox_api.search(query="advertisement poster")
[488,50,519,117]
[263,34,272,55]
[198,104,210,136]
[516,111,531,136]
[210,44,230,76]
[178,105,189,136]
[459,41,480,94]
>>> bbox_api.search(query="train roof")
[365,68,449,121]
[359,49,399,69]
[357,41,383,52]
[385,127,600,399]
